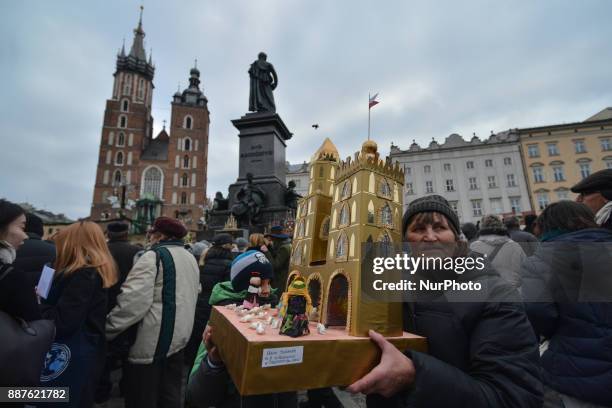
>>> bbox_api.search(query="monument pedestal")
[209,112,295,233]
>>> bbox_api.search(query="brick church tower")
[90,8,209,233]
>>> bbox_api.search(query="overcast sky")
[1,0,611,219]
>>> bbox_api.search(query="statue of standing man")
[249,52,278,113]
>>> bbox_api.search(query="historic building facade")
[286,161,309,197]
[90,11,209,232]
[390,132,533,224]
[518,108,612,213]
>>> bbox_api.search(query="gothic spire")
[129,5,147,61]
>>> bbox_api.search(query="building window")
[445,179,454,192]
[510,197,521,213]
[113,170,123,185]
[381,204,392,227]
[142,167,162,199]
[380,179,392,197]
[490,198,503,214]
[121,99,129,112]
[181,173,189,187]
[184,115,193,129]
[336,233,348,259]
[601,138,611,151]
[118,115,127,128]
[443,163,451,172]
[424,165,431,174]
[579,163,591,179]
[557,190,569,200]
[184,138,191,151]
[532,167,544,183]
[339,203,350,226]
[115,151,124,166]
[471,200,482,217]
[449,201,459,215]
[466,161,474,169]
[606,159,612,169]
[553,166,565,182]
[404,166,411,175]
[425,181,434,193]
[183,155,190,169]
[138,78,145,100]
[485,159,493,167]
[575,140,586,153]
[180,192,188,205]
[405,182,414,195]
[468,177,478,190]
[537,192,549,210]
[116,132,125,147]
[341,181,351,199]
[547,143,559,156]
[123,74,132,95]
[507,174,516,187]
[503,157,512,165]
[487,176,497,188]
[528,144,540,158]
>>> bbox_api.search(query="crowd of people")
[0,168,611,408]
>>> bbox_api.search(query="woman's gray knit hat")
[402,195,461,235]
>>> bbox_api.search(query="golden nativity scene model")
[209,138,426,395]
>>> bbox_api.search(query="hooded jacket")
[521,228,612,406]
[106,240,199,364]
[470,233,526,288]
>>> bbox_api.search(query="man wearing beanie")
[470,214,526,288]
[349,195,542,407]
[14,212,55,287]
[571,169,612,230]
[106,217,199,408]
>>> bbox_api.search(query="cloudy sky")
[1,0,611,219]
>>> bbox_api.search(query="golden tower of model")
[289,138,405,336]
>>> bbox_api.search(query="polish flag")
[369,93,380,109]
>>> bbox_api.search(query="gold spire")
[311,137,339,162]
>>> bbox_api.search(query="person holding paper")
[39,221,118,407]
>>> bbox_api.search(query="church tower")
[164,63,210,228]
[90,7,155,221]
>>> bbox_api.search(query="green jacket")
[266,239,292,291]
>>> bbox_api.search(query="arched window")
[113,170,122,185]
[319,216,330,239]
[184,138,191,151]
[118,115,127,128]
[142,166,162,199]
[117,132,125,146]
[137,78,145,100]
[115,151,124,166]
[292,242,303,265]
[380,178,392,197]
[336,233,348,259]
[181,173,189,187]
[184,115,193,129]
[123,74,132,95]
[180,192,188,205]
[339,203,350,226]
[379,231,393,257]
[183,155,190,168]
[341,181,351,199]
[121,99,129,112]
[381,203,392,226]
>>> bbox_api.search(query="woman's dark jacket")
[40,267,107,341]
[0,257,41,322]
[369,252,543,408]
[522,228,612,406]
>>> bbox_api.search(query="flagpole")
[368,92,371,141]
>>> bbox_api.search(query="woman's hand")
[347,330,415,397]
[202,325,222,365]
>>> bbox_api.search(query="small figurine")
[256,322,266,335]
[317,323,327,335]
[271,318,280,329]
[243,272,261,309]
[240,315,253,323]
[279,277,312,338]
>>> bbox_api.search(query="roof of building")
[141,130,169,161]
[391,130,518,155]
[19,203,74,225]
[287,161,309,174]
[311,137,339,161]
[585,107,612,122]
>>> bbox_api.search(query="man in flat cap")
[571,169,612,230]
[106,217,199,407]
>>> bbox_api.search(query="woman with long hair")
[40,221,117,408]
